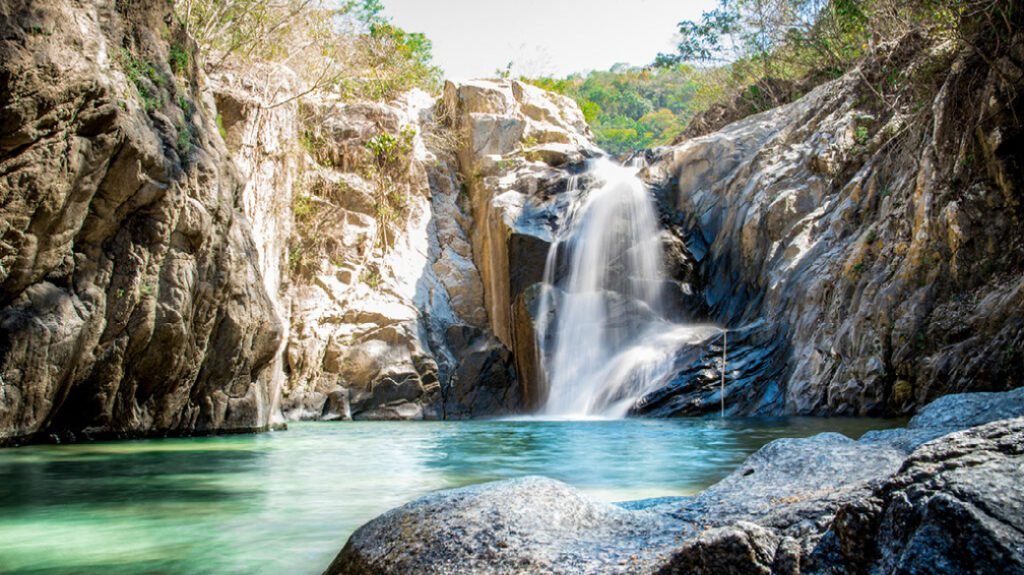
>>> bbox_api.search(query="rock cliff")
[211,76,599,421]
[0,0,282,444]
[638,34,1024,417]
[3,0,1022,441]
[0,0,600,439]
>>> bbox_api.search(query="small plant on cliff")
[177,125,192,157]
[855,125,871,146]
[120,48,165,111]
[365,125,416,170]
[359,268,382,290]
[291,194,315,221]
[363,125,417,251]
[216,113,228,140]
[169,42,190,76]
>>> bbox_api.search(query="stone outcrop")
[0,0,606,434]
[0,0,612,438]
[212,76,519,421]
[640,33,1024,417]
[0,0,283,444]
[441,79,601,408]
[326,389,1024,575]
[196,76,603,422]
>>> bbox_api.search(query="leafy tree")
[175,0,442,103]
[523,65,702,154]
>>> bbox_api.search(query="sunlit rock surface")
[639,35,1024,417]
[442,79,603,408]
[203,77,606,421]
[214,77,523,420]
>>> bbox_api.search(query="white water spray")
[536,159,718,418]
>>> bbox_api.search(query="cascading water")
[536,159,718,418]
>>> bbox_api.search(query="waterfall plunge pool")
[0,417,905,574]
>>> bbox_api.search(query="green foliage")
[365,125,416,169]
[363,125,416,250]
[291,193,314,221]
[169,42,190,75]
[855,125,871,146]
[177,125,192,156]
[216,113,228,140]
[359,268,382,289]
[120,48,165,112]
[656,0,1024,114]
[352,21,443,100]
[287,244,304,273]
[175,0,442,103]
[523,65,701,154]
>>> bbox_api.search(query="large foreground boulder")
[325,476,677,574]
[828,418,1024,575]
[326,389,1024,575]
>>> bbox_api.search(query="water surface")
[0,417,903,574]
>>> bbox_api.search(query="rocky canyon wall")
[4,0,1019,441]
[640,34,1024,417]
[0,0,283,444]
[0,0,602,438]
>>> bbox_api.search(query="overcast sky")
[382,0,719,79]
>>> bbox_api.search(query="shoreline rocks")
[325,388,1024,574]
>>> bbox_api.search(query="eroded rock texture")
[640,34,1024,417]
[198,77,601,421]
[441,79,602,408]
[0,0,282,443]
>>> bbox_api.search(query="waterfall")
[536,159,717,418]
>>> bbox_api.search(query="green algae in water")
[0,417,904,574]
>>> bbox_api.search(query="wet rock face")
[328,389,1024,575]
[643,35,1024,417]
[0,0,282,443]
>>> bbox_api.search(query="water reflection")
[0,417,903,574]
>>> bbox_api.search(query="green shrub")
[120,48,165,111]
[177,125,192,156]
[175,0,442,103]
[170,43,190,75]
[855,125,871,146]
[291,194,314,221]
[365,125,416,169]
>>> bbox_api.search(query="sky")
[382,0,719,79]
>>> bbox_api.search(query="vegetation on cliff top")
[175,0,442,103]
[524,0,1021,152]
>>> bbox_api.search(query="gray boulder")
[326,389,1024,574]
[830,417,1024,575]
[325,476,678,575]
